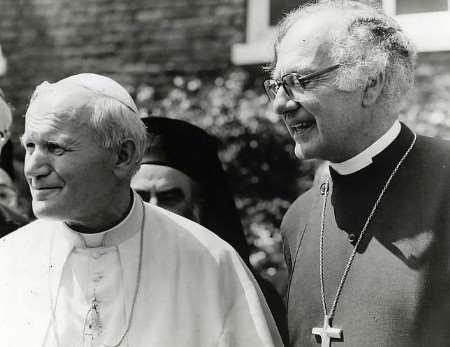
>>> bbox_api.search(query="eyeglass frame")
[263,64,341,102]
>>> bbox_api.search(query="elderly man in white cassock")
[0,73,283,347]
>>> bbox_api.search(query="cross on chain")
[84,296,102,345]
[312,315,342,347]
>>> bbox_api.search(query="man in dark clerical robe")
[263,1,450,346]
[132,117,252,262]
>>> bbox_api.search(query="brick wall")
[0,0,246,121]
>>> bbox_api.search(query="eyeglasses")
[263,64,341,102]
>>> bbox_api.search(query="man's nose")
[24,148,52,182]
[272,87,300,115]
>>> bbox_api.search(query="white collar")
[47,191,145,338]
[63,191,142,248]
[330,121,401,175]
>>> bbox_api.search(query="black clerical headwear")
[142,117,221,183]
[140,116,250,263]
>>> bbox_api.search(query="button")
[348,233,356,242]
[91,249,109,259]
[92,273,104,283]
[91,252,102,260]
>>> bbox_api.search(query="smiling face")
[272,12,367,162]
[131,164,199,221]
[22,89,121,228]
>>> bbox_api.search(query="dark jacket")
[282,124,450,347]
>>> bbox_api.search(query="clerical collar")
[79,229,108,248]
[330,121,401,175]
[63,191,143,248]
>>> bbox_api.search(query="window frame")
[231,0,450,65]
[382,0,450,52]
[231,0,275,65]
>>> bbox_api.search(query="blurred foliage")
[400,63,450,139]
[134,69,320,277]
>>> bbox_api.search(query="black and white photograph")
[0,0,449,346]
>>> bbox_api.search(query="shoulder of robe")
[0,219,57,283]
[145,202,241,264]
[415,135,450,166]
[0,218,56,254]
[413,135,450,190]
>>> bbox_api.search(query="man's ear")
[362,71,385,107]
[113,139,137,179]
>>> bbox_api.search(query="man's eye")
[159,194,180,204]
[48,143,66,155]
[300,79,312,87]
[285,75,307,89]
[158,192,184,205]
[24,142,35,154]
[292,78,304,87]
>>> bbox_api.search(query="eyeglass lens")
[264,79,294,101]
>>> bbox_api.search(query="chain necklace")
[46,198,146,347]
[312,133,416,347]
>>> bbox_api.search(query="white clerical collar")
[62,191,143,248]
[330,121,401,175]
[79,229,109,248]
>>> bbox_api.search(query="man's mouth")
[31,187,61,200]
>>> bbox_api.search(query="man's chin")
[32,202,64,220]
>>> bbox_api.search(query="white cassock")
[0,192,283,347]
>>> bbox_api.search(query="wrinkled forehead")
[25,82,96,125]
[138,164,194,185]
[273,10,339,77]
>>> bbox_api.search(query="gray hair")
[87,96,147,177]
[28,75,147,177]
[271,0,417,114]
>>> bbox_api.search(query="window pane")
[396,0,448,14]
[270,0,312,26]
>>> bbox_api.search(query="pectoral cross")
[84,296,102,342]
[312,315,342,347]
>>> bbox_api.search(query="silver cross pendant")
[312,315,342,347]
